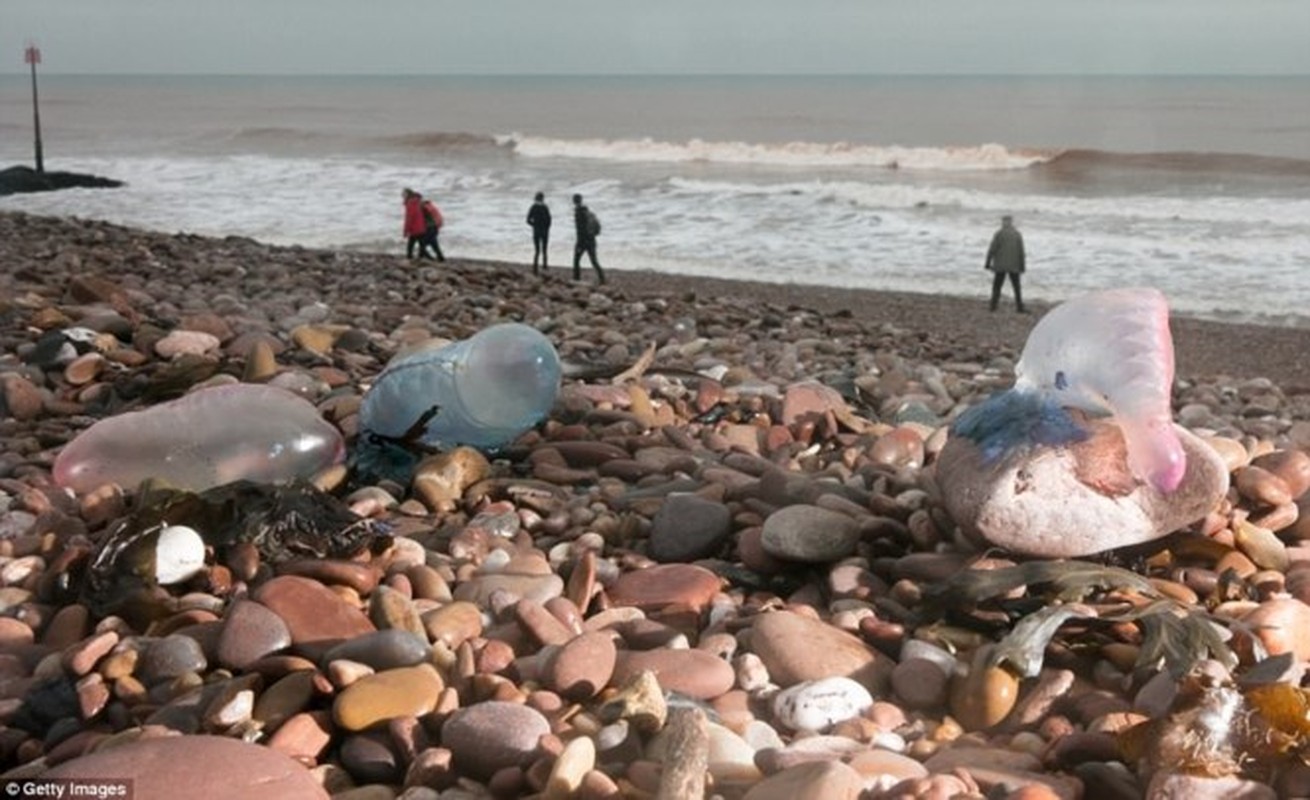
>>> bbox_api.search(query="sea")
[2,74,1309,327]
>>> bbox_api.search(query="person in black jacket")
[985,214,1026,312]
[526,192,551,274]
[572,193,605,285]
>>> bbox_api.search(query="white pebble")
[734,653,772,693]
[741,719,786,751]
[706,722,761,783]
[772,676,873,732]
[547,541,572,567]
[154,524,206,585]
[870,731,907,753]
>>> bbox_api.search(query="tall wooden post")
[24,42,44,174]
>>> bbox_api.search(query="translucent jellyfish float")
[53,384,346,494]
[952,286,1185,492]
[359,322,562,451]
[940,287,1229,558]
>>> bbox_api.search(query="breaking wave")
[1041,148,1310,178]
[500,134,1055,171]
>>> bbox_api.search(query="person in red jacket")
[402,188,441,260]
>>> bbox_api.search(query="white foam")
[504,134,1051,171]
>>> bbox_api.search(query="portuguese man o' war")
[359,322,562,452]
[951,287,1185,493]
[53,384,346,494]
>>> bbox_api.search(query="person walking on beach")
[527,191,552,274]
[402,188,443,261]
[421,195,446,262]
[572,193,605,285]
[985,214,1026,312]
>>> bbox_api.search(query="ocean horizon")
[2,73,1308,327]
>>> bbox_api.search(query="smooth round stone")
[2,554,44,586]
[1,374,42,420]
[542,440,629,468]
[543,734,595,799]
[606,564,721,613]
[543,631,617,701]
[138,634,208,685]
[898,639,957,673]
[323,629,430,671]
[205,685,255,729]
[1235,465,1293,508]
[451,573,564,607]
[254,575,376,660]
[757,735,867,774]
[742,760,864,800]
[0,617,34,650]
[328,658,374,689]
[45,734,327,799]
[647,494,733,563]
[759,505,860,563]
[333,664,444,732]
[868,426,926,469]
[421,601,484,649]
[339,732,402,783]
[368,584,425,637]
[254,671,317,731]
[750,611,894,692]
[267,711,333,763]
[278,559,380,596]
[847,749,929,784]
[737,526,787,575]
[154,525,207,585]
[706,721,762,784]
[612,649,734,700]
[514,598,575,646]
[154,329,221,359]
[1252,449,1310,499]
[217,598,292,671]
[772,676,874,732]
[609,617,685,650]
[949,651,1021,732]
[442,701,551,780]
[1239,598,1310,661]
[891,657,951,710]
[406,564,453,602]
[780,382,848,427]
[936,421,1229,557]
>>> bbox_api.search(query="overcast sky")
[5,0,1310,76]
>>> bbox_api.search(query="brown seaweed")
[928,559,1237,679]
[80,479,387,619]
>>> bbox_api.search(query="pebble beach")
[3,209,1310,799]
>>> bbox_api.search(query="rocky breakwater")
[2,210,1310,799]
[0,166,123,197]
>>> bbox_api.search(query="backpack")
[587,210,601,237]
[422,201,443,230]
